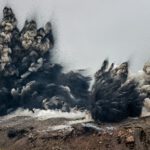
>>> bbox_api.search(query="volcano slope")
[0,114,150,150]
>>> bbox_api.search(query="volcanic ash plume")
[0,7,149,123]
[0,7,91,116]
[137,62,150,116]
[91,60,144,122]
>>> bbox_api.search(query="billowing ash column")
[0,7,146,123]
[0,7,91,115]
[91,60,144,122]
[139,62,150,113]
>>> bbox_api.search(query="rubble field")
[0,115,150,150]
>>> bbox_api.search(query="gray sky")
[0,0,150,74]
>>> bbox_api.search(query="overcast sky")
[0,0,150,74]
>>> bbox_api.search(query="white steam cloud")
[0,108,92,122]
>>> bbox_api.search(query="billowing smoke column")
[138,62,150,112]
[0,7,147,123]
[0,7,91,115]
[91,60,144,122]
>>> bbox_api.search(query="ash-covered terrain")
[0,6,150,150]
[0,110,150,150]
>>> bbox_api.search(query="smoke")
[1,0,150,73]
[0,7,91,117]
[90,60,150,122]
[91,60,144,122]
[0,108,90,121]
[0,6,150,123]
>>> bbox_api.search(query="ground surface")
[0,114,150,150]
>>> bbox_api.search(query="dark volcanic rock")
[7,128,28,139]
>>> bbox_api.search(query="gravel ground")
[0,115,150,150]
